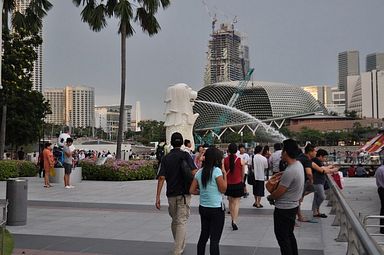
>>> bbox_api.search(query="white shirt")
[269,150,282,172]
[250,154,268,181]
[237,151,250,174]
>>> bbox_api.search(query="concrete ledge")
[49,167,82,184]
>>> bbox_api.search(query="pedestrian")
[251,145,268,208]
[63,138,75,189]
[42,142,54,188]
[270,143,283,175]
[266,139,304,255]
[262,145,271,179]
[17,147,25,160]
[312,149,332,218]
[375,162,384,234]
[236,144,250,198]
[224,143,246,230]
[38,149,45,178]
[194,145,205,169]
[155,132,197,255]
[189,147,227,255]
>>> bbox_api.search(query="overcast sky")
[43,0,384,120]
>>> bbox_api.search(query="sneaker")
[68,185,75,188]
[65,186,71,189]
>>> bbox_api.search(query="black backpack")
[156,144,165,162]
[180,152,194,194]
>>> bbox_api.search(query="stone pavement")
[0,176,378,255]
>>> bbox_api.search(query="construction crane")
[202,0,217,35]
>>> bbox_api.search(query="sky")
[43,0,384,120]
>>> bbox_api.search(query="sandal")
[43,185,49,188]
[313,213,327,218]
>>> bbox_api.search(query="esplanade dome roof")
[193,81,327,131]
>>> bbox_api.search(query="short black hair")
[274,143,282,151]
[238,144,245,150]
[184,139,191,146]
[254,145,263,154]
[316,149,329,157]
[66,137,73,144]
[171,132,183,147]
[228,143,237,154]
[282,139,299,159]
[304,143,316,154]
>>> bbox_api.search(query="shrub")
[80,159,157,181]
[0,160,38,181]
[17,161,38,177]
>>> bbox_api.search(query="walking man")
[267,139,304,255]
[155,132,197,255]
[375,162,384,234]
[63,138,75,189]
[251,145,268,208]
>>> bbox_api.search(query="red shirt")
[224,155,243,184]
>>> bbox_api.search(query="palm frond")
[119,20,134,37]
[12,12,27,32]
[114,0,133,21]
[82,3,108,32]
[134,7,160,36]
[106,0,118,16]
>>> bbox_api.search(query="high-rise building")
[135,101,141,132]
[15,0,43,92]
[65,86,95,128]
[366,53,384,72]
[43,85,95,128]
[204,24,250,86]
[347,70,384,119]
[44,88,65,124]
[95,105,132,138]
[338,50,360,91]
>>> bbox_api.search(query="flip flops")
[313,213,328,218]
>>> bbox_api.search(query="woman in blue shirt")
[190,147,227,255]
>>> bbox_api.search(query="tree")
[345,110,358,119]
[1,29,50,148]
[138,120,165,145]
[0,0,52,159]
[73,0,170,159]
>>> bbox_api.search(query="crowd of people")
[155,132,341,255]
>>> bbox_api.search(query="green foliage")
[0,161,18,180]
[0,160,37,180]
[138,120,165,145]
[296,127,324,146]
[17,161,38,177]
[80,159,156,181]
[3,228,14,255]
[1,29,50,147]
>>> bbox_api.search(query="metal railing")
[363,216,384,246]
[0,201,7,255]
[326,175,383,254]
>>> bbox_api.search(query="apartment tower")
[338,50,360,92]
[15,0,43,92]
[366,53,384,72]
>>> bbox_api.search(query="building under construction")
[204,23,250,86]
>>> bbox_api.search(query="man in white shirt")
[251,145,268,208]
[269,143,282,174]
[237,144,250,198]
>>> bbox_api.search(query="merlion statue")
[164,83,199,149]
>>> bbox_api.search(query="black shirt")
[312,157,326,185]
[158,148,196,197]
[296,153,312,181]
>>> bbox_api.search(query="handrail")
[326,174,383,254]
[0,201,7,255]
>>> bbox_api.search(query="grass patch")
[1,228,14,255]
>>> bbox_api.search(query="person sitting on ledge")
[355,164,368,177]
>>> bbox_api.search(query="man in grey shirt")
[267,139,304,255]
[63,138,75,189]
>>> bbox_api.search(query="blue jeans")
[197,205,225,255]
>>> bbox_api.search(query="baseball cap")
[171,132,183,147]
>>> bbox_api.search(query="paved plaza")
[0,177,381,255]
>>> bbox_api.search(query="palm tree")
[73,0,170,159]
[0,0,52,159]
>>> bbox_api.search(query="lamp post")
[0,0,5,160]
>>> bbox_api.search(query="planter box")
[49,167,82,184]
